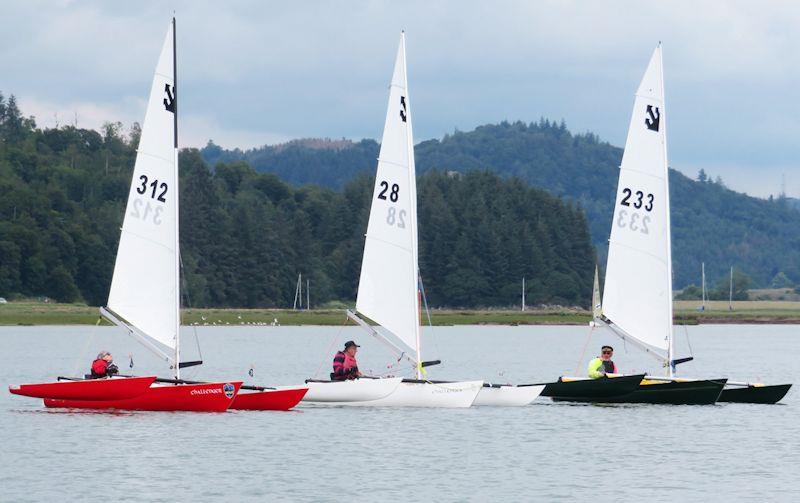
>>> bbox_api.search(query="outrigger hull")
[543,374,645,402]
[302,377,402,403]
[43,381,242,412]
[472,383,545,406]
[9,376,156,401]
[593,378,727,405]
[230,387,308,410]
[718,384,791,404]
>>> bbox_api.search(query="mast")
[522,277,526,311]
[729,266,734,311]
[172,16,181,379]
[401,32,423,379]
[659,44,674,377]
[701,262,706,311]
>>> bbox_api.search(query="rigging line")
[574,324,595,376]
[72,317,103,377]
[312,314,349,379]
[178,251,203,369]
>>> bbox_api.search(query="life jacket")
[331,351,359,381]
[602,360,617,374]
[91,359,108,378]
[588,357,618,379]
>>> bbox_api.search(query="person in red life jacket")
[331,341,363,381]
[90,351,120,379]
[588,345,618,378]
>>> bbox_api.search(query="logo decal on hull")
[223,383,235,398]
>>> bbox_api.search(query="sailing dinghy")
[34,19,247,412]
[302,33,482,408]
[586,45,728,404]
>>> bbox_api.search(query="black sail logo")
[400,96,407,122]
[645,105,660,132]
[163,84,176,113]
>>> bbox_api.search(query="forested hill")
[202,120,800,288]
[0,93,593,308]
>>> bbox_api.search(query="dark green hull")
[598,378,727,405]
[542,374,645,401]
[718,384,791,404]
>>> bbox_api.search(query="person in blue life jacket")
[588,345,618,378]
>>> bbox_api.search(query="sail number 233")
[377,180,406,229]
[617,187,654,235]
[130,174,168,225]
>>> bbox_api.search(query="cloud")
[1,0,799,196]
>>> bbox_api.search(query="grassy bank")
[1,302,587,326]
[2,300,800,326]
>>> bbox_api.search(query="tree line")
[0,92,595,308]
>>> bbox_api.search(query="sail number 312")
[130,174,168,225]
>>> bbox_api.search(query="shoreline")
[2,301,800,326]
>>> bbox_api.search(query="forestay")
[108,22,179,352]
[356,33,421,356]
[602,45,672,357]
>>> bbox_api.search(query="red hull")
[230,387,309,411]
[9,376,157,400]
[43,381,243,412]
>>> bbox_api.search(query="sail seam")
[376,158,409,170]
[135,150,174,166]
[118,228,176,253]
[363,234,413,254]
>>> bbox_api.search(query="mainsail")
[602,45,673,360]
[107,20,180,360]
[356,33,421,360]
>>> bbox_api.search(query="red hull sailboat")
[44,381,243,412]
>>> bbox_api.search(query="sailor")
[588,345,618,378]
[90,351,120,379]
[331,341,363,381]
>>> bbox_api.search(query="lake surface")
[1,324,797,502]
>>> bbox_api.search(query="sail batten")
[356,33,421,358]
[107,21,179,355]
[602,45,672,356]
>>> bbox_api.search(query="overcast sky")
[1,1,798,197]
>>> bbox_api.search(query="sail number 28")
[377,180,406,229]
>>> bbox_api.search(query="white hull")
[300,377,402,403]
[473,384,545,406]
[337,380,483,408]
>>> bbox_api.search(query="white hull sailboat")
[301,33,482,408]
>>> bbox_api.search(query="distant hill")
[201,120,800,289]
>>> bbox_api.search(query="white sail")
[356,33,421,357]
[602,45,672,357]
[107,21,179,354]
[592,265,602,320]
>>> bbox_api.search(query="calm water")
[1,324,797,502]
